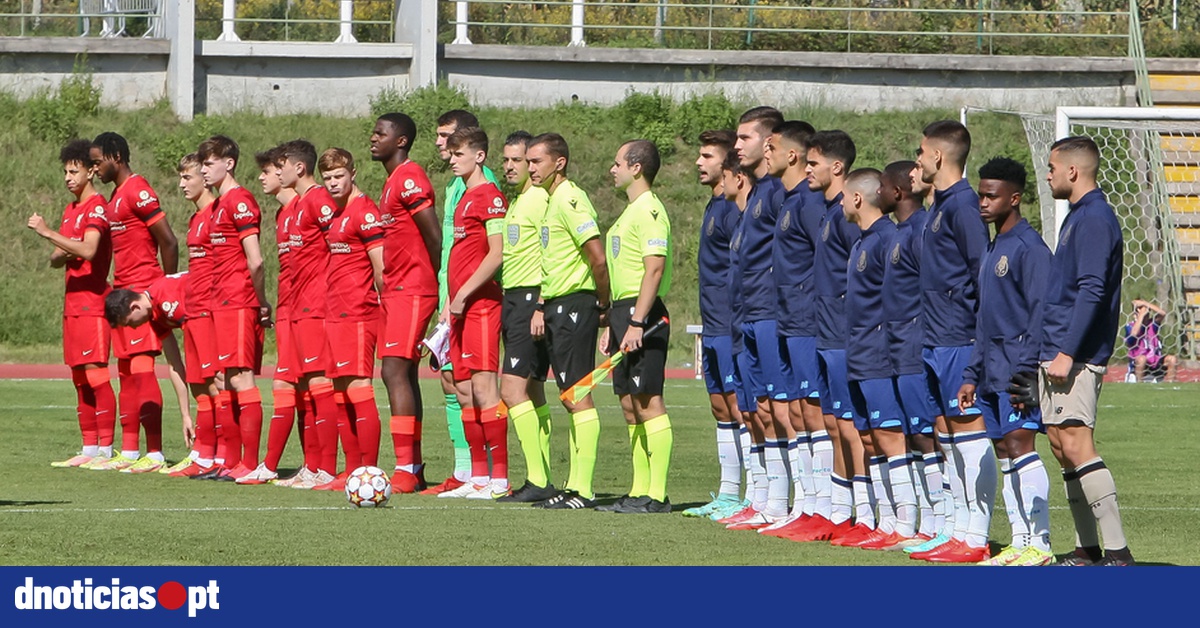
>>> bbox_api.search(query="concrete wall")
[444,45,1145,113]
[0,38,168,109]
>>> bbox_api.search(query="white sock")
[82,445,100,457]
[490,478,509,492]
[795,433,815,515]
[1000,458,1027,548]
[921,451,945,536]
[786,436,806,516]
[853,474,875,529]
[765,440,789,518]
[909,452,933,537]
[869,456,894,533]
[121,450,140,461]
[453,469,471,482]
[99,445,113,457]
[395,463,415,473]
[1015,451,1052,552]
[956,432,996,549]
[751,444,769,512]
[811,431,833,518]
[196,457,214,467]
[716,421,742,498]
[146,451,165,463]
[470,475,490,487]
[831,473,853,524]
[738,426,754,498]
[888,454,918,538]
[939,434,967,539]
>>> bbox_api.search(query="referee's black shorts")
[501,286,550,381]
[608,297,670,397]
[544,291,600,391]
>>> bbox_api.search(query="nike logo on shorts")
[462,353,474,359]
[130,338,144,345]
[385,342,400,348]
[336,361,350,368]
[82,350,93,356]
[218,354,232,361]
[304,356,319,363]
[201,363,212,369]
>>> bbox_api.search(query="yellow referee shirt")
[502,185,550,290]
[540,179,600,300]
[606,190,672,302]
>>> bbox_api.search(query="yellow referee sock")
[535,403,552,482]
[511,401,549,488]
[568,408,600,499]
[644,414,673,502]
[628,423,650,497]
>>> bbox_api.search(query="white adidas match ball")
[345,466,391,508]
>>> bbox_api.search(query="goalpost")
[966,106,1200,367]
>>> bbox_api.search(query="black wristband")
[535,301,544,312]
[630,318,648,329]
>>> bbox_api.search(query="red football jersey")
[379,160,437,298]
[209,186,262,310]
[274,196,300,321]
[185,202,215,316]
[326,193,385,322]
[146,271,188,334]
[449,182,507,301]
[107,174,165,290]
[61,193,112,317]
[289,185,337,320]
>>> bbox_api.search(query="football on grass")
[345,466,391,508]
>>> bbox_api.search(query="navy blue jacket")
[699,194,741,337]
[814,192,861,350]
[963,219,1051,394]
[1039,188,1124,365]
[774,179,825,337]
[920,178,989,347]
[846,216,899,381]
[883,209,929,376]
[739,175,785,323]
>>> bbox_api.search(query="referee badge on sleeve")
[856,250,867,272]
[611,236,621,258]
[508,224,520,246]
[540,226,549,248]
[995,255,1009,277]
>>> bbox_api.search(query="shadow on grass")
[0,500,70,507]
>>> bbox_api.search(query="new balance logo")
[336,361,351,368]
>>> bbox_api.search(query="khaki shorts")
[1039,362,1106,428]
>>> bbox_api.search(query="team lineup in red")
[26,105,1133,565]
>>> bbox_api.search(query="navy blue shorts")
[850,377,905,432]
[894,373,938,436]
[701,335,740,395]
[735,350,757,414]
[782,335,821,401]
[978,391,1044,439]
[817,348,853,419]
[922,345,982,419]
[741,319,789,401]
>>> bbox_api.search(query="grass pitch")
[0,378,1195,566]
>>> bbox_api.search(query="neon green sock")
[644,414,673,501]
[511,401,549,488]
[565,415,579,492]
[629,423,650,497]
[535,404,552,483]
[569,408,600,499]
[445,393,470,477]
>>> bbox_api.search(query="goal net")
[966,106,1200,382]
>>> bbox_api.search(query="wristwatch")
[630,318,648,329]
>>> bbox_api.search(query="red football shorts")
[183,314,218,384]
[379,293,437,361]
[291,317,329,375]
[214,307,264,372]
[63,316,110,367]
[450,298,501,382]
[273,314,298,384]
[325,319,378,379]
[112,319,162,359]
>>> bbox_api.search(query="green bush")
[25,57,103,144]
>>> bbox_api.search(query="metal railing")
[195,0,397,43]
[0,0,163,37]
[441,0,1137,56]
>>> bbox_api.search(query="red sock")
[85,368,116,448]
[215,390,240,468]
[265,388,296,472]
[71,368,99,447]
[130,356,162,454]
[194,394,217,460]
[480,405,508,482]
[348,386,380,467]
[310,382,340,475]
[116,360,140,454]
[390,415,420,470]
[301,390,321,472]
[461,406,489,479]
[235,387,263,468]
[334,391,362,473]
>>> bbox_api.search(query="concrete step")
[1165,165,1200,183]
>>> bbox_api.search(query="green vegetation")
[0,378,1194,565]
[1,81,1045,363]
